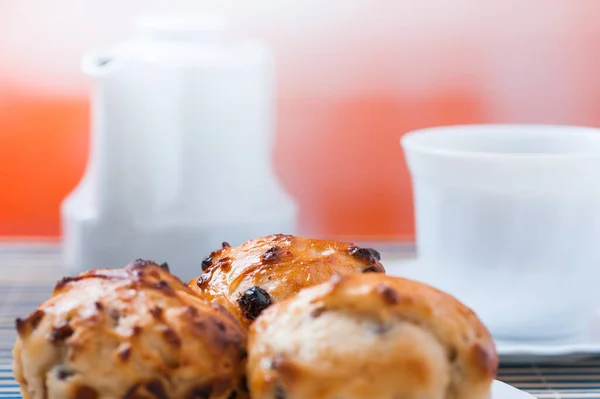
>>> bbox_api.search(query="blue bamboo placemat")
[1,242,599,399]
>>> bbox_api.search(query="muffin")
[188,234,385,327]
[13,260,248,399]
[247,273,497,399]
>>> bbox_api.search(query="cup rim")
[401,123,600,161]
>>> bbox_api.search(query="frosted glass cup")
[401,124,600,341]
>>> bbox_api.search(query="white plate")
[495,338,600,364]
[492,380,535,399]
[382,255,600,364]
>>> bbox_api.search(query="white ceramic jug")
[61,15,297,281]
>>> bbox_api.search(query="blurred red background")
[2,0,600,240]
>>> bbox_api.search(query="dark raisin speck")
[187,385,212,399]
[29,309,45,329]
[150,306,163,319]
[54,276,82,291]
[197,273,210,288]
[123,384,142,399]
[56,366,75,380]
[310,307,325,318]
[155,280,171,292]
[109,308,121,324]
[159,262,170,272]
[215,257,232,270]
[377,284,399,304]
[237,286,272,320]
[222,241,231,248]
[50,322,74,343]
[133,259,155,268]
[15,318,25,334]
[239,377,249,393]
[214,319,226,332]
[16,309,45,336]
[262,246,283,262]
[274,384,287,399]
[74,386,98,399]
[119,344,132,361]
[201,256,213,271]
[448,346,458,362]
[162,327,181,348]
[349,246,381,264]
[370,248,381,260]
[146,380,168,399]
[186,306,198,318]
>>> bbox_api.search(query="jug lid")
[82,13,267,77]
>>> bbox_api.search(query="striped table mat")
[1,242,599,399]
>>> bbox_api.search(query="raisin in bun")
[13,260,248,399]
[248,273,497,399]
[188,234,385,328]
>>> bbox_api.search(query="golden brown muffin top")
[14,260,248,399]
[248,273,497,399]
[188,234,385,327]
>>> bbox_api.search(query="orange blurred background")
[2,0,600,240]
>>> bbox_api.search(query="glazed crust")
[188,234,385,328]
[248,273,498,399]
[13,260,248,399]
